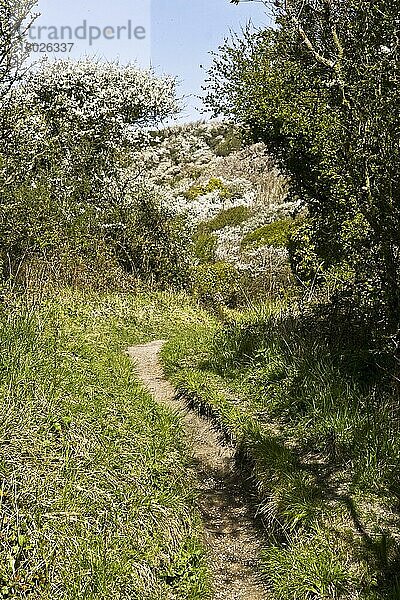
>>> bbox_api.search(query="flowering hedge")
[0,58,182,287]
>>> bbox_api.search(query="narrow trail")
[128,341,268,600]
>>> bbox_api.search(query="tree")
[0,0,38,166]
[0,0,37,100]
[20,59,178,207]
[206,0,400,354]
[0,59,181,284]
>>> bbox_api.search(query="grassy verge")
[161,302,400,600]
[0,290,211,600]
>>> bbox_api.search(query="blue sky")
[33,0,271,121]
[151,0,271,120]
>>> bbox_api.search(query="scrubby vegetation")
[241,218,292,250]
[207,0,400,356]
[1,0,399,598]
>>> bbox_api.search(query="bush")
[192,231,217,264]
[0,182,191,291]
[200,206,253,233]
[107,191,192,289]
[205,9,400,355]
[0,58,179,291]
[183,178,236,201]
[191,262,242,307]
[241,218,292,249]
[214,127,243,157]
[183,184,206,201]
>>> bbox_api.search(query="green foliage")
[107,193,191,289]
[192,206,253,266]
[183,184,206,201]
[191,262,242,307]
[241,218,292,249]
[200,206,253,233]
[0,180,191,290]
[183,178,236,201]
[286,216,322,281]
[205,4,400,354]
[192,231,217,264]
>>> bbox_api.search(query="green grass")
[0,291,211,600]
[262,532,355,600]
[4,289,400,599]
[160,301,400,599]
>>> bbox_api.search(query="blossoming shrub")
[134,122,286,223]
[194,202,298,303]
[0,0,35,103]
[137,123,295,303]
[210,143,288,206]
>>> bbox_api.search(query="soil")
[128,340,269,600]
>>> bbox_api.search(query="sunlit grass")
[161,300,400,599]
[0,290,210,599]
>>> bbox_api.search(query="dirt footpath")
[128,340,268,600]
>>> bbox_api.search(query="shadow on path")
[128,340,269,600]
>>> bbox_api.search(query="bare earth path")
[128,341,268,600]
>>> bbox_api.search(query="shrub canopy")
[205,0,400,353]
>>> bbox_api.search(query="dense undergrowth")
[161,303,400,600]
[0,291,211,600]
